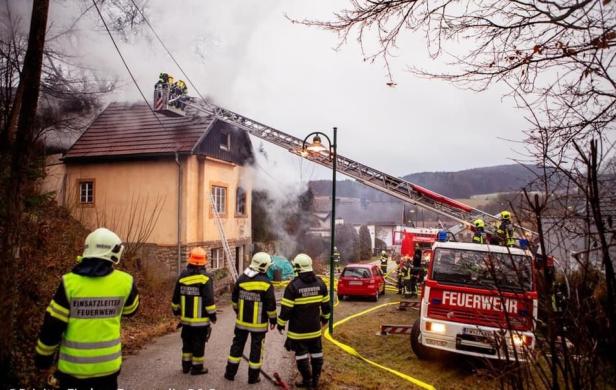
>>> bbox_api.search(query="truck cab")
[411,241,537,360]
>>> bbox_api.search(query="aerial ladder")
[154,86,533,244]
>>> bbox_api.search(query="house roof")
[63,102,215,160]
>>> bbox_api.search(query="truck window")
[431,248,532,292]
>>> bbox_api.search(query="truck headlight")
[426,321,446,333]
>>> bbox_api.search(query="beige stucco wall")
[63,159,179,245]
[183,155,251,244]
[51,155,251,250]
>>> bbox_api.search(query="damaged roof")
[63,102,215,160]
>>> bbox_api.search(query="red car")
[337,263,386,301]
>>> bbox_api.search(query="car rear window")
[342,267,372,278]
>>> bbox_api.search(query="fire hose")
[323,301,436,390]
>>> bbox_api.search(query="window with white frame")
[211,248,224,269]
[220,132,231,151]
[212,186,227,214]
[236,187,246,216]
[79,180,94,205]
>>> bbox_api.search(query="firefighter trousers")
[225,328,266,383]
[181,325,210,370]
[288,337,324,387]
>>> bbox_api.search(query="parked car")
[337,263,386,301]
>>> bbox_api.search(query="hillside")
[310,164,542,199]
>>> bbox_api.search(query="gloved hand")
[320,317,329,327]
[277,324,285,335]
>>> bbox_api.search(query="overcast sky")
[13,0,530,180]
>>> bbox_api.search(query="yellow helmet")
[474,219,485,228]
[500,210,511,220]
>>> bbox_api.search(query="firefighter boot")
[191,364,208,375]
[311,357,323,389]
[295,359,312,388]
[248,368,261,384]
[181,353,192,373]
[224,362,239,381]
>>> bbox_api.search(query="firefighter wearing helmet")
[171,247,216,375]
[497,210,516,247]
[379,250,389,274]
[34,228,139,389]
[472,218,487,244]
[278,254,330,389]
[224,252,277,384]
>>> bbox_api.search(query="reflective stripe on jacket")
[232,273,277,332]
[172,267,216,327]
[278,272,330,340]
[58,270,134,379]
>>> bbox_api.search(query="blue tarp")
[267,255,295,281]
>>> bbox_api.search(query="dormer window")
[220,132,231,151]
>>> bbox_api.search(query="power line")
[129,0,209,104]
[91,0,168,132]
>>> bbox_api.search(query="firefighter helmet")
[249,252,272,273]
[500,210,511,220]
[474,218,485,228]
[381,250,387,256]
[293,253,313,273]
[82,228,124,264]
[187,247,207,266]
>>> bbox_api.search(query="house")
[42,102,254,275]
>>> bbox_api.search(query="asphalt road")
[118,296,293,390]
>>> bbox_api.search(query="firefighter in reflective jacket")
[277,254,330,389]
[472,218,487,244]
[379,250,389,274]
[171,247,216,375]
[224,252,277,384]
[34,228,139,390]
[403,256,414,295]
[497,210,516,247]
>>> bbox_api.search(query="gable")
[193,120,254,165]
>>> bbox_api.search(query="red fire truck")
[411,241,537,360]
[396,228,441,257]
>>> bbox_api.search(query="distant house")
[42,103,254,274]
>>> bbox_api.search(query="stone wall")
[140,238,253,291]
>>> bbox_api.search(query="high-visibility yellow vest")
[58,270,133,379]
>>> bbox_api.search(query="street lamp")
[302,127,337,335]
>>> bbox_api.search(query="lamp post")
[302,127,337,335]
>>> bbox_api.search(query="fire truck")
[152,77,539,360]
[411,240,536,360]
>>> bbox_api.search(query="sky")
[9,0,530,180]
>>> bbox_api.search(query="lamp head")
[306,134,328,153]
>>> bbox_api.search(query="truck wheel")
[410,319,434,360]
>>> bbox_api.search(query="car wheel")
[372,289,379,302]
[410,319,436,360]
[381,284,386,295]
[337,293,344,301]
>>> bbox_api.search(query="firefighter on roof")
[278,254,330,389]
[224,252,277,384]
[171,247,216,375]
[34,228,139,390]
[379,250,389,274]
[472,218,487,244]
